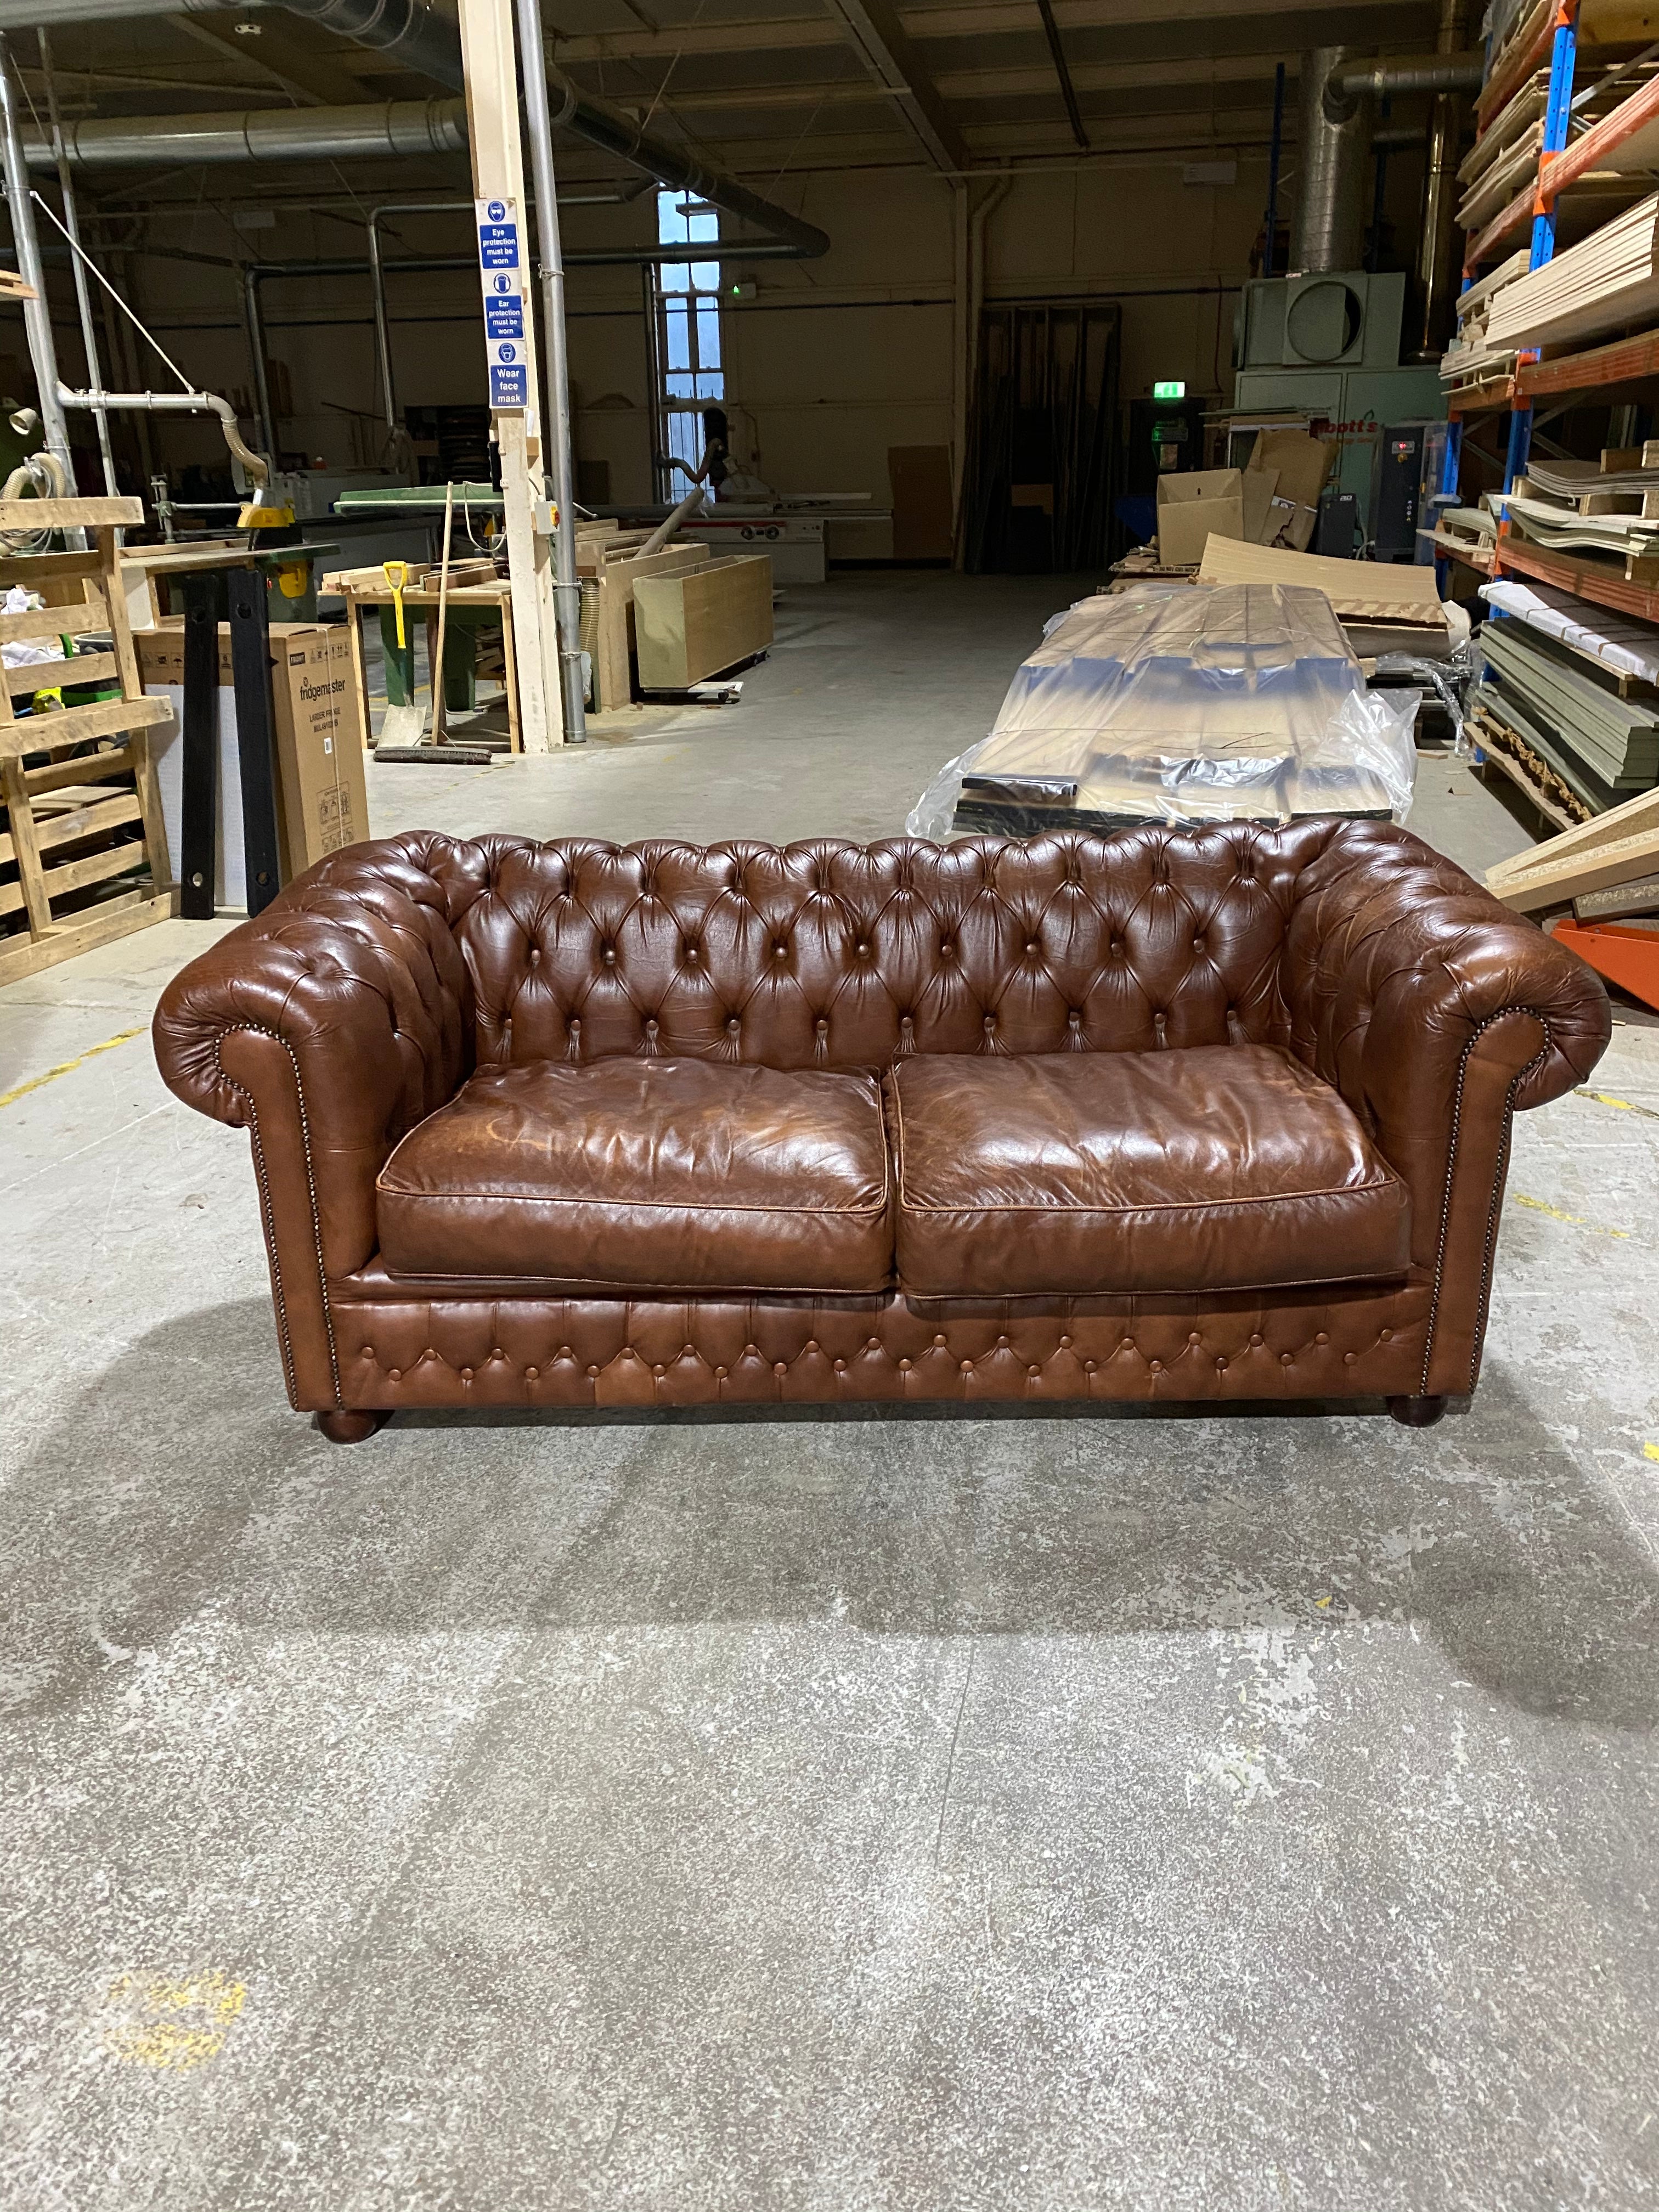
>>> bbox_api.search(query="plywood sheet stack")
[1485,190,1659,356]
[1440,250,1530,403]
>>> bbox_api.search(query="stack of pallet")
[1,496,174,985]
[1486,783,1659,1008]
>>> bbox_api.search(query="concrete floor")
[3,572,1658,2210]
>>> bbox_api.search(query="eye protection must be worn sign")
[477,196,529,410]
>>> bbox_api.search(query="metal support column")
[0,33,79,515]
[37,30,116,496]
[1263,61,1285,276]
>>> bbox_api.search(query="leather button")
[646,1019,659,1036]
[856,941,869,955]
[1149,1359,1163,1375]
[834,1358,846,1372]
[1315,1331,1328,1345]
[867,1338,880,1350]
[1344,1351,1357,1365]
[1059,1334,1071,1347]
[1281,1352,1294,1366]
[602,947,616,965]
[1380,1328,1393,1341]
[1026,940,1039,955]
[491,1348,502,1359]
[726,1018,740,1034]
[529,948,541,966]
[526,1365,539,1380]
[714,1365,727,1379]
[1028,1364,1041,1378]
[746,1344,758,1354]
[900,1013,914,1028]
[1192,936,1204,952]
[1120,1337,1134,1352]
[816,1019,828,1035]
[1084,1359,1097,1372]
[1250,1333,1263,1347]
[568,1017,580,1035]
[1188,1331,1201,1345]
[899,1358,911,1372]
[559,1346,571,1358]
[684,945,698,962]
[961,1360,973,1373]
[461,1367,473,1380]
[934,1334,946,1346]
[1216,1356,1227,1370]
[983,1014,996,1030]
[586,1364,600,1377]
[1069,1009,1081,1026]
[774,943,787,958]
[387,1368,401,1382]
[997,1334,1009,1346]
[940,941,953,957]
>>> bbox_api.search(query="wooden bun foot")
[315,1408,391,1444]
[1386,1395,1447,1429]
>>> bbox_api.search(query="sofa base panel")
[318,1282,1435,1415]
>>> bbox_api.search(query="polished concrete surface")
[3,574,1657,2210]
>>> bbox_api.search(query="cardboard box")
[139,621,369,893]
[1156,468,1247,568]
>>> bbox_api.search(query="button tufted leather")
[151,823,1611,1420]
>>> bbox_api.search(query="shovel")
[375,558,428,747]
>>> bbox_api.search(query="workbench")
[319,560,521,753]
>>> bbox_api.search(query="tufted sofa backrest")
[379,821,1369,1071]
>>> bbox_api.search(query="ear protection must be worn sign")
[477,196,529,410]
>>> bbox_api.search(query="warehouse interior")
[4,0,1659,2204]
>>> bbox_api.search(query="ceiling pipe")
[1292,47,1370,275]
[22,98,469,166]
[0,0,828,259]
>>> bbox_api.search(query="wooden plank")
[0,550,103,586]
[3,649,120,698]
[37,835,151,907]
[0,755,52,935]
[24,743,133,794]
[1487,780,1659,882]
[345,600,375,755]
[0,496,144,529]
[0,582,107,647]
[97,526,147,708]
[0,693,171,762]
[0,890,172,987]
[1519,323,1659,401]
[1490,823,1659,910]
[1,791,143,869]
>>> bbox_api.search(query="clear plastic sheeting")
[907,583,1419,839]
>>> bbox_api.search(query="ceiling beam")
[820,0,969,171]
[610,52,1295,115]
[551,0,1426,66]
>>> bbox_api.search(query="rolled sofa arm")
[154,837,475,1408]
[1282,822,1611,1395]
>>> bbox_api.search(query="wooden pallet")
[0,499,175,986]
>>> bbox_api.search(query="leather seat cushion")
[377,1058,893,1292]
[889,1046,1411,1297]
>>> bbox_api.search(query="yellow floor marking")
[101,1971,246,2070]
[0,1026,146,1113]
[1512,1193,1630,1238]
[1645,1443,1659,1464]
[1574,1086,1659,1121]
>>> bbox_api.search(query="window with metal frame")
[655,190,724,483]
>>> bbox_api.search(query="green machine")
[1232,269,1444,540]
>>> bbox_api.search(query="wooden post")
[455,0,563,752]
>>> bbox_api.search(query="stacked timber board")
[1,498,174,984]
[1486,191,1659,355]
[1477,618,1659,811]
[577,526,774,707]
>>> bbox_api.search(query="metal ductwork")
[0,0,828,258]
[22,97,467,167]
[1335,55,1484,98]
[1292,47,1372,275]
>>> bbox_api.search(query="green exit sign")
[1153,380,1187,400]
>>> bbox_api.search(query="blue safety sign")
[489,362,529,408]
[477,195,520,269]
[484,288,524,341]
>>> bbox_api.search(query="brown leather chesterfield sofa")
[153,823,1610,1442]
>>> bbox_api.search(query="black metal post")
[1263,62,1286,276]
[226,565,283,916]
[178,571,219,921]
